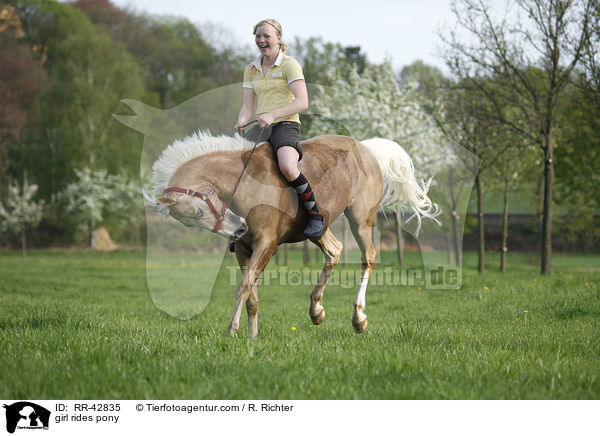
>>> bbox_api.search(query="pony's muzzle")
[235,219,248,239]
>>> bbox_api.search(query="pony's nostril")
[236,225,247,238]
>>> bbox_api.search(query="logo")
[3,402,50,434]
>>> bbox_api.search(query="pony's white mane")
[151,130,254,195]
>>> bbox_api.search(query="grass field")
[0,248,599,399]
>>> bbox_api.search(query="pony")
[149,131,437,338]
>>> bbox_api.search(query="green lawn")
[0,249,598,399]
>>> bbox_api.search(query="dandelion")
[585,283,589,287]
[291,327,296,331]
[417,287,422,291]
[484,286,489,290]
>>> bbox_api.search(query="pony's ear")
[157,196,177,206]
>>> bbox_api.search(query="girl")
[234,19,324,238]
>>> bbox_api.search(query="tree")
[579,0,600,109]
[0,4,46,199]
[442,0,594,274]
[0,177,45,259]
[551,4,600,248]
[553,79,600,250]
[72,0,243,107]
[290,37,366,85]
[401,62,508,272]
[11,0,146,199]
[109,173,145,246]
[437,79,527,273]
[58,168,116,248]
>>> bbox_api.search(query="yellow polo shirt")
[243,51,304,123]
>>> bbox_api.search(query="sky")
[106,0,459,72]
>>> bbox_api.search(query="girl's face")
[255,25,281,58]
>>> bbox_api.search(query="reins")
[227,119,265,209]
[164,120,265,233]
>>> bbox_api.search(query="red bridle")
[164,187,227,233]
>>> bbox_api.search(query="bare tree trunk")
[135,225,141,247]
[394,211,404,266]
[89,218,95,249]
[536,172,544,250]
[541,134,554,274]
[451,212,461,266]
[372,213,380,252]
[342,219,348,265]
[449,175,461,266]
[303,240,310,264]
[476,173,485,274]
[500,170,510,273]
[21,229,27,260]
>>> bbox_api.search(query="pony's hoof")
[226,324,238,337]
[311,308,325,325]
[352,316,368,334]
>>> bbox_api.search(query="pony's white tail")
[361,138,439,234]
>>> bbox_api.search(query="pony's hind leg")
[346,208,378,333]
[309,228,343,325]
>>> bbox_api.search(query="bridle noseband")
[163,187,227,233]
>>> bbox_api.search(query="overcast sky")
[106,0,460,72]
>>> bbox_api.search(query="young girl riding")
[234,18,324,238]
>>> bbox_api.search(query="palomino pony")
[150,132,437,338]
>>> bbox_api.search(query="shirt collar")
[252,50,284,69]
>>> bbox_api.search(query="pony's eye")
[195,208,204,218]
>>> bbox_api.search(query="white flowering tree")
[110,173,145,246]
[59,168,115,248]
[307,62,447,176]
[306,62,452,262]
[59,168,144,248]
[0,179,45,259]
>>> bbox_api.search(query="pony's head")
[148,131,256,240]
[157,185,248,240]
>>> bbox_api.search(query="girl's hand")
[257,113,275,128]
[233,121,246,134]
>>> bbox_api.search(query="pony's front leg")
[309,229,343,325]
[245,281,259,339]
[227,243,275,338]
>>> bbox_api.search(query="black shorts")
[244,121,303,161]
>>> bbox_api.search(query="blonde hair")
[253,19,288,54]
